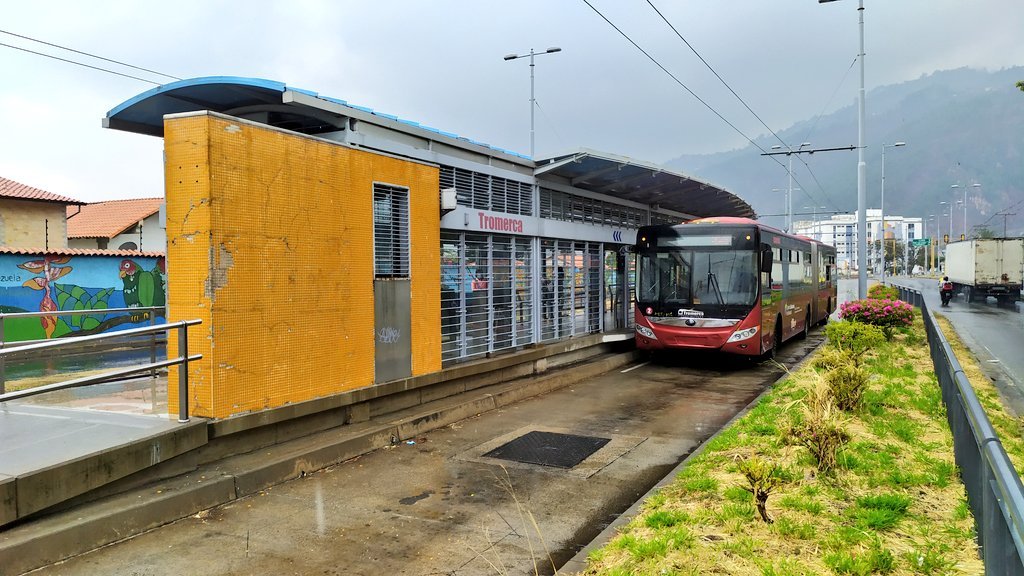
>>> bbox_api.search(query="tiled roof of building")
[0,176,82,205]
[66,198,163,239]
[0,246,164,258]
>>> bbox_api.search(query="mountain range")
[666,66,1024,237]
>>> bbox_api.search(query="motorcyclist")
[939,275,954,306]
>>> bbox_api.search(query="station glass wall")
[441,232,534,362]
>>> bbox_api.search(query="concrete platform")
[0,398,208,526]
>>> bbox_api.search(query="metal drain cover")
[483,431,611,469]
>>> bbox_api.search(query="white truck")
[945,238,1024,306]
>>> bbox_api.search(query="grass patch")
[582,311,982,575]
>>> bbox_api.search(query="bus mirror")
[760,246,773,273]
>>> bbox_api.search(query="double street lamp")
[503,47,562,159]
[951,183,981,240]
[879,141,905,284]
[770,142,811,232]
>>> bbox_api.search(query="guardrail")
[895,284,1024,574]
[0,307,167,394]
[0,319,202,422]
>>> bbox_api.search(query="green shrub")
[825,364,869,411]
[812,347,853,372]
[825,321,885,364]
[868,284,899,300]
[789,382,851,474]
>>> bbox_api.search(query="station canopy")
[105,77,754,219]
[535,149,754,219]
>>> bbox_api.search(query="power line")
[0,29,180,81]
[644,0,787,150]
[644,0,850,214]
[582,0,825,216]
[579,1,774,160]
[0,41,161,85]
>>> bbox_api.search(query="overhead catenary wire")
[0,42,162,85]
[645,1,857,215]
[582,0,825,215]
[645,0,788,151]
[0,29,180,81]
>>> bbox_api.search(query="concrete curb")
[559,341,825,574]
[0,350,639,575]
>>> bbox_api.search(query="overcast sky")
[2,1,1022,203]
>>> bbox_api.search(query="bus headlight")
[727,326,758,343]
[636,325,657,339]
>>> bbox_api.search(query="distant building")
[0,176,82,250]
[67,198,165,251]
[793,209,923,272]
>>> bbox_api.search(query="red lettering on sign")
[478,212,524,233]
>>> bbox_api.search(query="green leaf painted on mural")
[139,273,155,308]
[82,317,100,331]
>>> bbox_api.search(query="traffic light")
[960,233,965,241]
[943,234,949,244]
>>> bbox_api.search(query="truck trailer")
[945,238,1024,306]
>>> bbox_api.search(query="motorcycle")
[940,281,954,307]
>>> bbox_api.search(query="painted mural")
[0,253,166,342]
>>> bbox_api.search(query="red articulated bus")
[633,217,837,358]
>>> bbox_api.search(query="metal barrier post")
[177,322,189,423]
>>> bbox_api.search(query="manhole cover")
[483,431,611,469]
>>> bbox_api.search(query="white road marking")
[621,361,650,373]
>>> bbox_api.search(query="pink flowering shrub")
[839,297,914,341]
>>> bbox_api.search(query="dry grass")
[933,314,1024,476]
[579,315,983,575]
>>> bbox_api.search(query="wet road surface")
[897,277,1024,414]
[30,335,823,576]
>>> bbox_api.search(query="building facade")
[105,77,754,419]
[794,209,923,273]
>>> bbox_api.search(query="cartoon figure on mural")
[17,255,72,338]
[120,257,166,308]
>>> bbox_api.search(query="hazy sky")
[2,1,1022,202]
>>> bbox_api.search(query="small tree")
[738,457,786,524]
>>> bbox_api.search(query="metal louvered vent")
[374,183,410,278]
[439,165,533,216]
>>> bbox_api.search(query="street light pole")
[951,183,980,240]
[818,0,867,296]
[770,142,810,232]
[880,142,905,284]
[504,47,562,159]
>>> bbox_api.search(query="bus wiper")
[706,255,724,305]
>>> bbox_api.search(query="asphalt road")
[895,277,1024,415]
[29,336,824,576]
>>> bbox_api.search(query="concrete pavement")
[16,334,824,576]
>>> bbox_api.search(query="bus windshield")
[638,249,758,309]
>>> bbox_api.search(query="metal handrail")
[892,283,1024,574]
[0,306,166,348]
[0,319,202,422]
[0,319,197,357]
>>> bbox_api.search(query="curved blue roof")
[104,76,530,159]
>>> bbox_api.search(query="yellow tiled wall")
[0,199,67,249]
[165,113,440,419]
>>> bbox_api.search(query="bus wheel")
[760,317,783,362]
[799,309,810,340]
[820,299,832,326]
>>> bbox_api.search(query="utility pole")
[997,212,1016,237]
[760,144,855,233]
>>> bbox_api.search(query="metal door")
[374,279,412,383]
